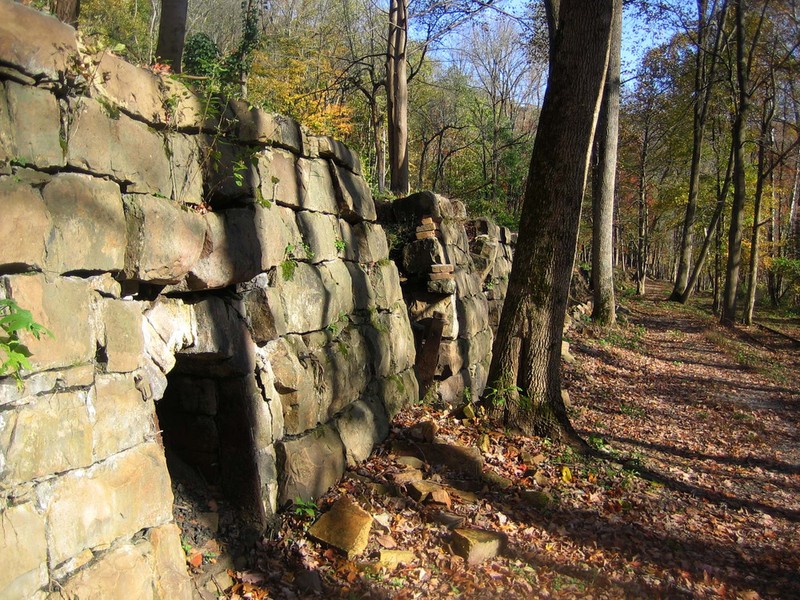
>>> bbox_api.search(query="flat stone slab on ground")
[392,441,484,479]
[451,528,506,565]
[308,497,372,560]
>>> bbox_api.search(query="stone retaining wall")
[0,2,416,598]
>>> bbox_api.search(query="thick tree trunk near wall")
[386,0,409,196]
[156,0,188,73]
[591,0,621,326]
[484,0,614,439]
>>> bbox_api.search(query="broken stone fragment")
[482,471,513,490]
[379,550,417,570]
[521,451,547,468]
[406,480,446,503]
[451,528,505,565]
[308,497,372,560]
[522,490,553,509]
[392,468,424,485]
[409,420,438,442]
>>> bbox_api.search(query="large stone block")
[166,133,204,205]
[66,98,172,196]
[0,364,94,408]
[331,164,376,222]
[0,391,92,486]
[276,424,345,505]
[340,221,389,264]
[54,542,155,600]
[92,373,156,461]
[4,80,64,169]
[45,442,173,565]
[42,173,126,274]
[263,337,317,435]
[1,274,94,371]
[0,179,50,272]
[402,237,446,274]
[335,398,389,465]
[233,102,303,153]
[375,368,419,419]
[256,147,300,209]
[0,501,48,599]
[456,295,490,339]
[99,299,144,373]
[177,208,262,291]
[363,303,416,377]
[123,194,206,284]
[346,261,403,311]
[296,210,341,263]
[0,1,78,81]
[316,136,362,174]
[92,51,165,125]
[253,203,303,270]
[271,261,354,334]
[240,274,286,342]
[201,138,258,204]
[297,158,338,214]
[148,523,193,600]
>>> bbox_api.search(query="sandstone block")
[178,208,262,290]
[149,523,193,600]
[161,76,218,131]
[331,164,376,222]
[233,103,303,153]
[308,497,372,560]
[297,210,341,263]
[66,98,171,196]
[375,368,419,419]
[402,238,445,274]
[0,364,94,408]
[42,173,126,274]
[45,442,173,565]
[123,194,206,284]
[0,2,78,80]
[316,136,362,174]
[54,542,155,600]
[263,337,318,435]
[99,299,145,373]
[456,294,490,339]
[364,303,416,377]
[201,139,258,203]
[256,147,300,209]
[253,204,302,269]
[93,51,165,124]
[143,299,196,356]
[0,501,47,599]
[465,327,493,368]
[92,374,156,460]
[451,528,505,565]
[166,133,204,205]
[2,274,94,371]
[0,179,50,271]
[346,261,403,311]
[4,80,64,169]
[297,158,338,214]
[182,296,255,376]
[240,275,286,342]
[0,391,92,486]
[276,424,345,505]
[340,221,389,264]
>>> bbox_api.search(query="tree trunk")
[743,105,774,325]
[591,0,621,325]
[483,0,614,440]
[370,96,386,193]
[386,0,409,196]
[721,0,748,326]
[54,0,80,27]
[156,0,189,73]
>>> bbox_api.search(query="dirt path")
[228,283,800,600]
[567,281,800,598]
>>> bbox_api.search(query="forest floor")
[212,281,800,599]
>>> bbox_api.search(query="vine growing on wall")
[0,299,53,389]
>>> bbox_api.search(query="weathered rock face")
[0,4,417,599]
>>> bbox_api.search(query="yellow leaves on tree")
[247,41,354,140]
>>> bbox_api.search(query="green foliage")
[0,299,53,388]
[280,244,298,281]
[79,0,156,64]
[291,497,319,519]
[183,33,221,79]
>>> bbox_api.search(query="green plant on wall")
[0,299,53,389]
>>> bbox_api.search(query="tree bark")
[54,0,80,27]
[483,0,614,440]
[386,0,409,195]
[637,123,649,296]
[721,0,748,326]
[591,0,621,325]
[156,0,189,73]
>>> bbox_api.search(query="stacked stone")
[0,3,416,599]
[389,192,493,405]
[467,217,516,329]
